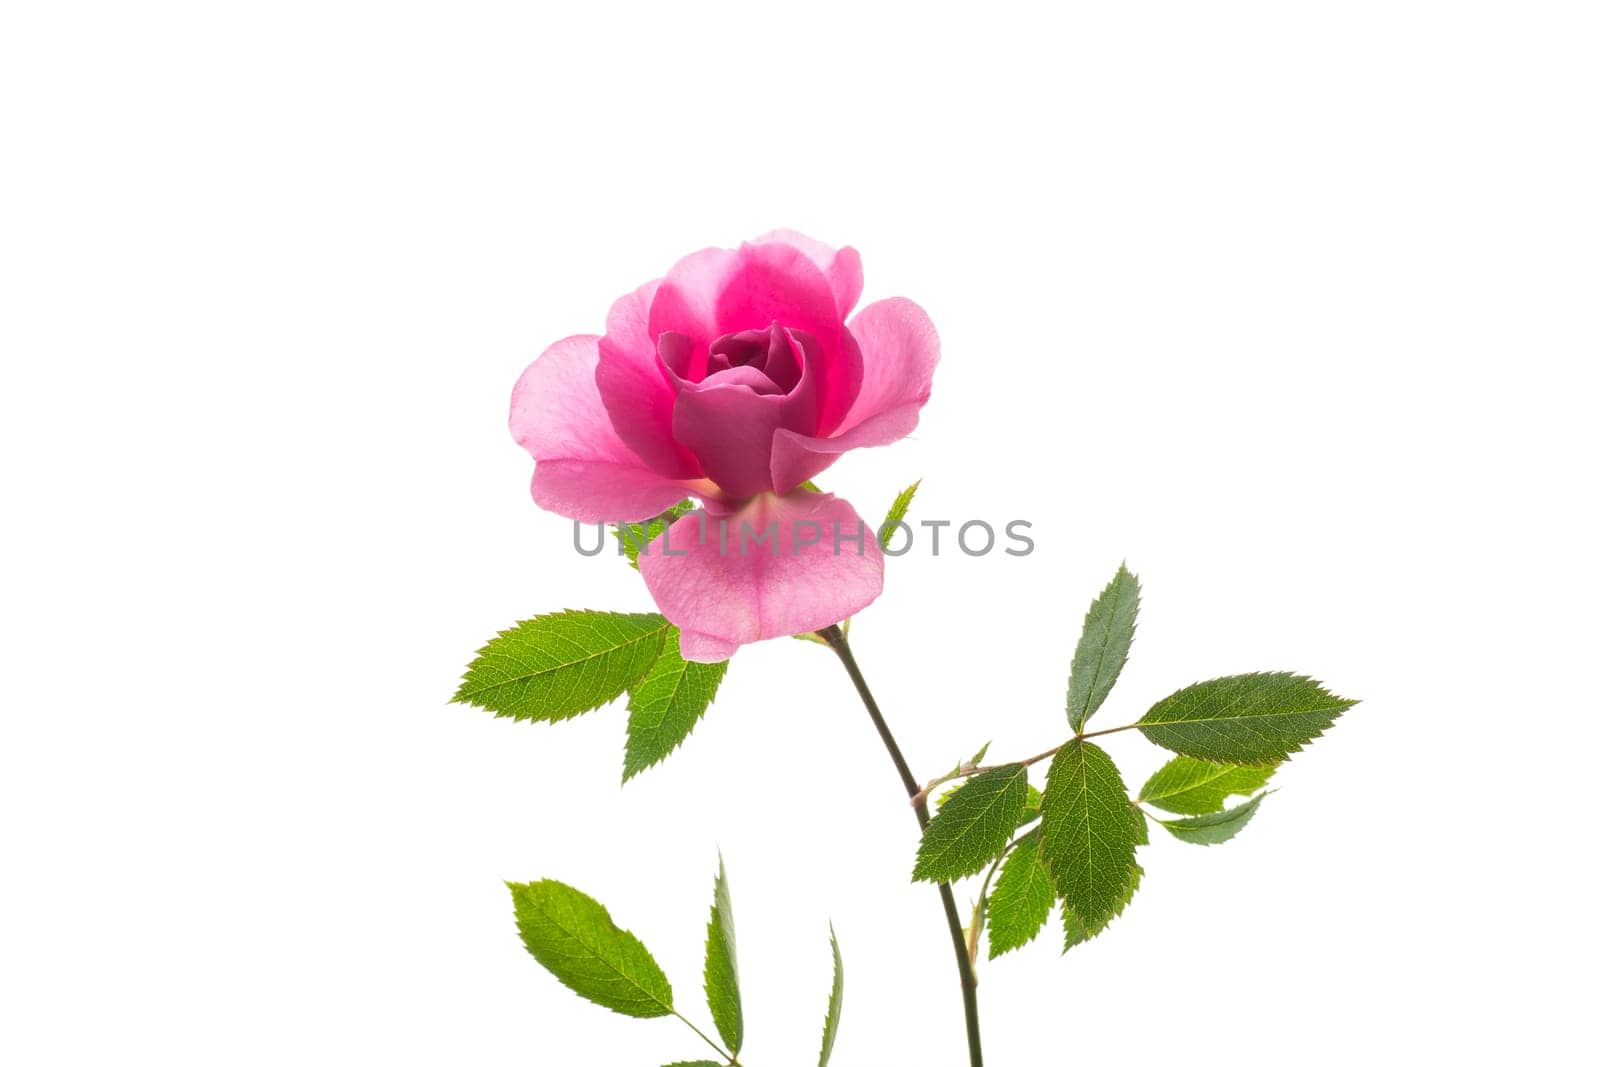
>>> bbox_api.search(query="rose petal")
[670,326,823,498]
[751,230,864,320]
[527,461,693,524]
[712,241,842,346]
[710,247,861,439]
[768,297,940,493]
[670,381,788,499]
[511,335,691,521]
[836,297,941,436]
[676,630,742,663]
[596,281,703,479]
[646,246,739,373]
[651,240,862,437]
[637,492,885,662]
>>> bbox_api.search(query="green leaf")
[614,500,695,568]
[1020,784,1044,824]
[1066,564,1140,733]
[507,879,673,1019]
[1155,792,1270,845]
[703,855,742,1054]
[1137,673,1357,765]
[623,630,730,782]
[818,925,844,1067]
[1039,740,1140,930]
[1138,755,1277,815]
[913,764,1030,883]
[663,1062,722,1067]
[455,611,670,722]
[986,828,1054,958]
[1062,862,1143,952]
[878,479,921,548]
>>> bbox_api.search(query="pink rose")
[510,231,939,662]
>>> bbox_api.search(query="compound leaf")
[986,828,1054,958]
[1137,673,1357,765]
[1039,740,1139,930]
[623,631,729,782]
[508,879,673,1018]
[455,611,670,722]
[1062,862,1143,952]
[703,855,742,1053]
[1156,792,1270,846]
[818,925,844,1067]
[1066,564,1140,733]
[1138,755,1277,816]
[913,764,1030,883]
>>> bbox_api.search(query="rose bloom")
[510,231,939,661]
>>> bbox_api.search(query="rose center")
[660,322,815,397]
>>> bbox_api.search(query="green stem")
[672,1010,737,1065]
[965,837,1015,971]
[819,626,984,1067]
[911,721,1146,805]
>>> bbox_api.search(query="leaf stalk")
[910,722,1145,806]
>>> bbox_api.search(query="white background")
[4,2,1597,1064]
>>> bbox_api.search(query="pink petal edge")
[510,334,690,522]
[750,229,864,320]
[768,297,940,493]
[637,492,885,662]
[596,282,702,479]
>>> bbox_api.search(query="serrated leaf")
[818,925,844,1067]
[913,764,1030,883]
[1139,755,1277,815]
[455,611,670,722]
[703,856,742,1054]
[1062,862,1143,952]
[614,500,695,568]
[1020,784,1044,824]
[1156,792,1270,845]
[1039,740,1139,930]
[986,828,1054,958]
[1137,673,1357,765]
[878,479,921,548]
[1066,564,1140,733]
[623,631,729,781]
[507,879,673,1019]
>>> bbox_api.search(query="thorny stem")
[910,721,1145,807]
[818,625,984,1067]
